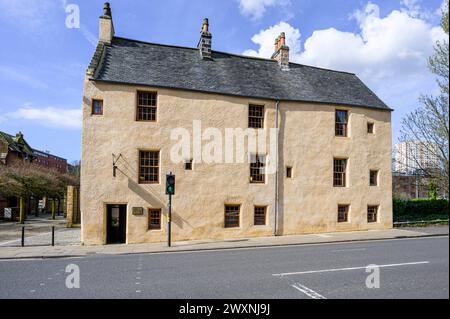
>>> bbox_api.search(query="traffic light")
[166,173,175,195]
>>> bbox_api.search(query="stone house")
[81,3,393,245]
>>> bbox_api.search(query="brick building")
[33,149,68,174]
[0,130,69,219]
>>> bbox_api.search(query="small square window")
[286,167,293,178]
[225,205,240,228]
[370,170,379,186]
[149,209,162,230]
[367,122,374,134]
[338,205,349,223]
[92,99,103,115]
[254,206,267,226]
[185,159,193,171]
[368,206,378,223]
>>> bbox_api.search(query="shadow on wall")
[111,153,194,231]
[126,178,194,230]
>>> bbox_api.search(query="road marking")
[332,248,367,252]
[40,283,45,286]
[292,283,326,299]
[29,290,36,293]
[273,261,430,277]
[136,290,141,293]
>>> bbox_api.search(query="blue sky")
[0,0,447,163]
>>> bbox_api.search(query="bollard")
[21,226,25,247]
[51,226,55,246]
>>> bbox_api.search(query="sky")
[0,0,447,163]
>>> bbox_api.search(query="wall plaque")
[132,207,144,216]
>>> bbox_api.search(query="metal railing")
[394,219,449,227]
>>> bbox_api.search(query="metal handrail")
[394,219,449,226]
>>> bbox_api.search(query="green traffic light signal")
[166,174,176,195]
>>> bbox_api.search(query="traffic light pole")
[168,193,172,247]
[166,172,175,248]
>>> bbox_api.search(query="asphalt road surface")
[0,236,448,299]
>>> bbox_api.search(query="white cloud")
[0,65,49,90]
[239,0,290,20]
[400,0,434,20]
[0,0,55,32]
[243,22,301,59]
[243,2,446,84]
[7,106,82,130]
[299,2,446,81]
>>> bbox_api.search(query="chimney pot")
[198,18,212,60]
[271,32,290,70]
[201,18,209,33]
[103,2,112,18]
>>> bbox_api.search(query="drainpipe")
[274,100,280,236]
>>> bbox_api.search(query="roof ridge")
[112,36,355,75]
[0,131,14,138]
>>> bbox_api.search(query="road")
[0,236,448,299]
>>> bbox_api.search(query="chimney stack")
[99,2,115,44]
[198,18,212,59]
[271,32,290,70]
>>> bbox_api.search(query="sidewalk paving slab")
[0,226,448,260]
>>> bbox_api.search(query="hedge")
[393,199,449,222]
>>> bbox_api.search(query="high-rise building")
[395,141,439,174]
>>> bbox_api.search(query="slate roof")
[0,131,34,159]
[91,37,390,111]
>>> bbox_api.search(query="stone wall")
[80,80,393,245]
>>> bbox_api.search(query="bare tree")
[399,1,449,197]
[0,162,79,223]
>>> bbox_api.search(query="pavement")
[0,236,447,299]
[0,214,68,242]
[0,225,447,260]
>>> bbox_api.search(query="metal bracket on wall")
[112,153,123,177]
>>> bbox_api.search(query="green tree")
[400,2,449,197]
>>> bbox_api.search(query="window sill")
[147,229,163,233]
